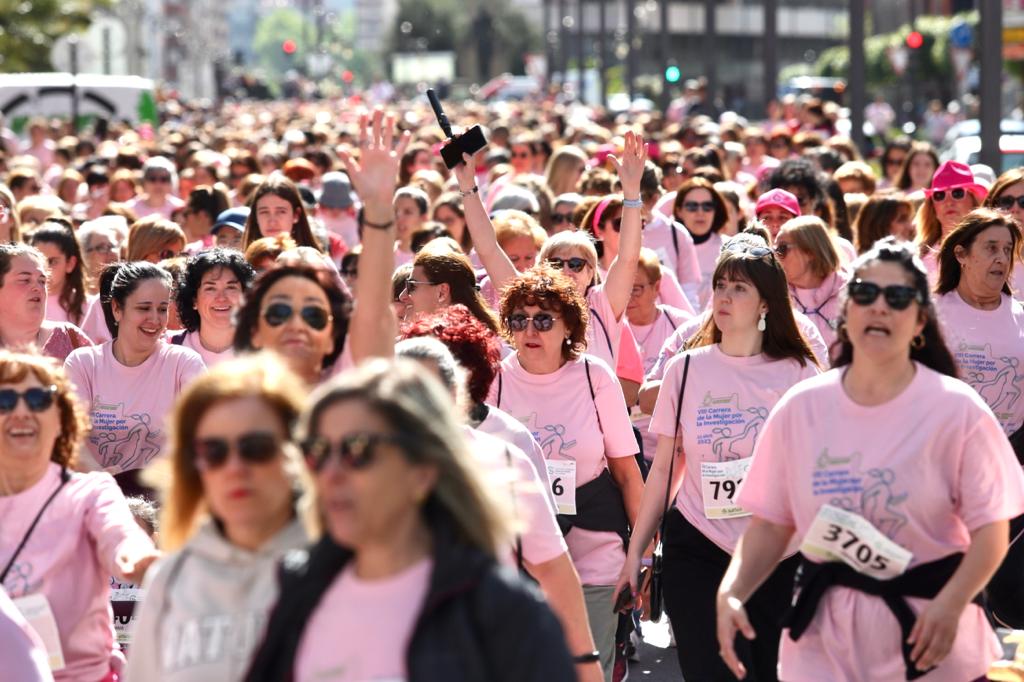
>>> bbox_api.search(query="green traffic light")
[665,65,681,83]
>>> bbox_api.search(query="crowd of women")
[1,93,1024,682]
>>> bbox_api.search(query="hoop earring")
[911,334,925,350]
[757,311,767,332]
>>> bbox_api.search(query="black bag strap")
[670,221,679,260]
[657,355,690,540]
[169,331,187,346]
[589,307,615,357]
[659,305,679,332]
[1,467,70,583]
[496,373,503,408]
[583,358,604,435]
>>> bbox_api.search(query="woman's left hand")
[607,131,647,198]
[117,547,161,585]
[907,592,966,672]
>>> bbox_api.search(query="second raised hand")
[338,109,411,220]
[608,131,648,197]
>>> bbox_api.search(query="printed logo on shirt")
[696,391,770,461]
[813,449,908,540]
[89,397,161,470]
[520,412,577,459]
[2,560,38,598]
[954,342,1022,433]
[162,612,266,673]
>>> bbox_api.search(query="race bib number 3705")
[799,504,913,580]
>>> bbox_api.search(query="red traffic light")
[282,39,297,55]
[341,70,354,83]
[906,31,924,49]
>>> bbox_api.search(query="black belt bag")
[1009,424,1024,466]
[556,468,631,551]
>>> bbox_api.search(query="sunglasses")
[303,432,409,471]
[145,174,172,184]
[341,268,358,278]
[996,195,1024,211]
[262,302,332,330]
[885,157,906,167]
[551,213,573,225]
[931,188,967,202]
[193,431,279,471]
[512,152,532,159]
[158,249,179,261]
[683,201,715,213]
[0,385,56,414]
[404,279,438,294]
[547,257,589,273]
[85,243,118,255]
[774,242,794,258]
[507,312,559,332]
[848,279,923,310]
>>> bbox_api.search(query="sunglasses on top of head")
[724,241,773,258]
[262,302,332,331]
[0,385,57,413]
[847,279,923,310]
[931,188,967,202]
[192,431,280,471]
[506,312,559,332]
[547,257,589,273]
[303,432,410,472]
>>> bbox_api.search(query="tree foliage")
[0,0,112,72]
[252,7,315,78]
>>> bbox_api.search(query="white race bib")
[700,458,752,519]
[13,593,65,671]
[545,459,577,515]
[799,504,913,580]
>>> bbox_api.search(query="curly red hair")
[498,263,589,361]
[400,304,501,404]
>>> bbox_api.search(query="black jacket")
[245,524,576,682]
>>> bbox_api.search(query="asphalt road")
[628,617,683,681]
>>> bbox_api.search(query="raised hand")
[338,109,411,223]
[607,131,648,199]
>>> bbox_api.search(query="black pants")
[987,513,1024,628]
[662,509,797,682]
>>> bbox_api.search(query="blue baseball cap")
[211,206,250,235]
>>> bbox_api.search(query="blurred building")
[354,0,398,52]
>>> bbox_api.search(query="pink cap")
[755,188,801,217]
[924,160,989,202]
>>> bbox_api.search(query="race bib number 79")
[799,504,913,580]
[700,458,752,519]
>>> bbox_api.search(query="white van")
[0,73,157,127]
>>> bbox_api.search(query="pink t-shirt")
[646,309,829,382]
[694,233,726,309]
[737,365,1024,682]
[127,194,185,220]
[616,325,644,383]
[479,404,549,486]
[294,557,433,682]
[488,353,638,585]
[465,427,567,566]
[44,293,95,327]
[394,245,415,270]
[0,464,155,682]
[629,305,693,458]
[921,247,940,288]
[586,284,622,369]
[935,291,1024,435]
[80,301,112,345]
[789,270,848,355]
[641,212,702,290]
[649,344,819,553]
[170,330,235,368]
[0,587,52,682]
[65,342,207,474]
[656,266,696,314]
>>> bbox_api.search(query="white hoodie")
[123,517,308,682]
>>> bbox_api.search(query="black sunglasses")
[683,201,715,213]
[193,431,280,471]
[996,195,1024,211]
[262,302,331,331]
[507,312,559,332]
[931,188,967,202]
[145,174,172,183]
[304,432,410,472]
[774,242,793,258]
[404,279,438,294]
[0,385,57,414]
[547,257,589,273]
[848,279,923,311]
[551,213,573,225]
[341,268,358,278]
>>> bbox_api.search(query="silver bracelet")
[622,197,643,209]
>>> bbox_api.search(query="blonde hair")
[544,145,588,196]
[126,215,186,261]
[537,230,601,285]
[16,194,65,228]
[155,354,309,551]
[637,247,663,284]
[297,358,511,556]
[493,209,547,249]
[245,234,298,268]
[778,216,840,280]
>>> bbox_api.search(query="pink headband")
[592,196,615,232]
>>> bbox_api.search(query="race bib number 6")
[799,504,913,580]
[700,458,752,519]
[545,459,577,515]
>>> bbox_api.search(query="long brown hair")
[936,207,1022,296]
[691,239,818,368]
[895,141,939,191]
[242,173,321,252]
[28,219,89,325]
[984,168,1024,210]
[853,194,913,253]
[414,248,500,334]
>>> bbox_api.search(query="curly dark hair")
[177,249,256,332]
[233,264,351,370]
[498,263,589,362]
[400,304,502,404]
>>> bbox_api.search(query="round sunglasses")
[303,432,412,472]
[848,279,923,310]
[507,312,559,332]
[262,302,332,331]
[931,188,967,203]
[193,431,280,471]
[0,385,57,414]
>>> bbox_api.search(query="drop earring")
[757,311,767,332]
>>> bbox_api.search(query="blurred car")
[942,134,1024,173]
[940,118,1024,152]
[478,74,542,101]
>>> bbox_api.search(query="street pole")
[626,0,636,101]
[559,0,568,91]
[703,0,716,108]
[544,0,554,86]
[849,0,866,151]
[599,0,607,107]
[660,0,669,112]
[577,0,585,103]
[69,36,79,133]
[763,0,777,117]
[979,0,1003,171]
